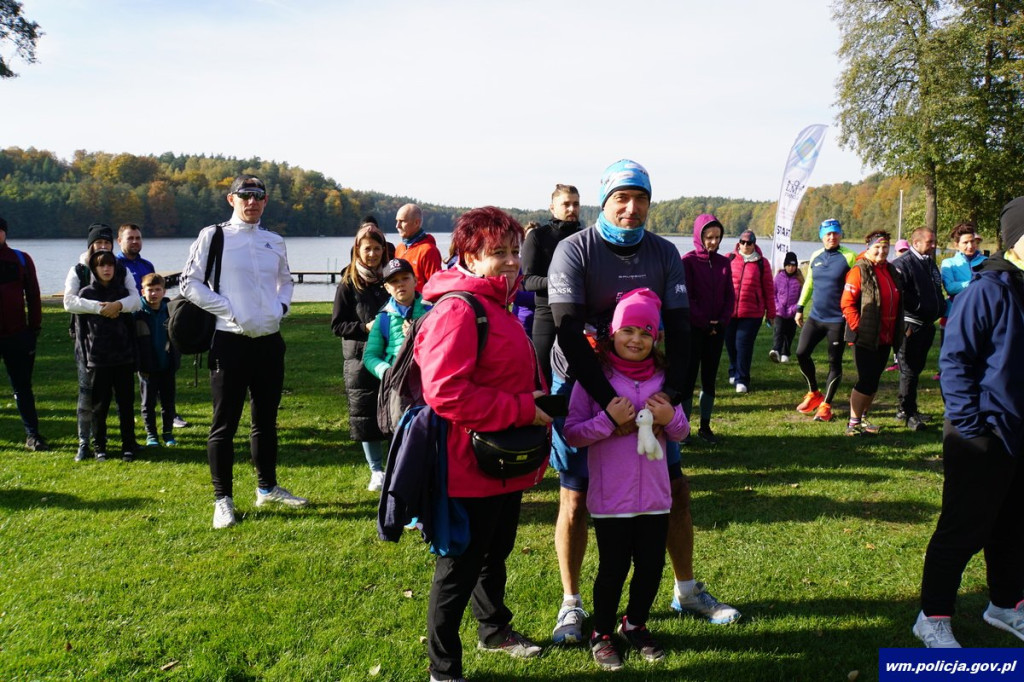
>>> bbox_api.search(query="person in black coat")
[332,222,391,491]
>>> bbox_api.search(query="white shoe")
[671,582,740,624]
[983,601,1024,642]
[368,470,385,492]
[552,598,587,644]
[913,611,961,648]
[255,485,309,508]
[781,355,790,363]
[736,383,748,394]
[213,496,237,529]
[768,350,780,363]
[728,377,736,386]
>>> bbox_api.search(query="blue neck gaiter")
[402,229,427,247]
[596,213,646,247]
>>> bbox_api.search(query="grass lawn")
[0,302,1009,681]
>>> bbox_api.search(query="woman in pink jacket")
[564,288,689,671]
[415,206,552,682]
[726,231,776,393]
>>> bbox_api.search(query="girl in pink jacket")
[564,288,689,671]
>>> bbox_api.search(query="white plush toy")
[635,408,663,461]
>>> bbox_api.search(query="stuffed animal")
[635,408,663,461]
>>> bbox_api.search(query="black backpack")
[376,292,487,438]
[167,225,224,355]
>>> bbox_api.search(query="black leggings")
[531,306,556,388]
[852,344,891,395]
[681,326,726,423]
[796,318,846,404]
[592,514,668,636]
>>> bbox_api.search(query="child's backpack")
[376,292,487,437]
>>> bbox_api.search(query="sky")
[3,0,873,211]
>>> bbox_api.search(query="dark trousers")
[920,423,1024,615]
[726,317,762,387]
[681,326,726,424]
[208,331,285,499]
[897,323,936,415]
[531,306,555,388]
[92,364,137,452]
[592,514,669,636]
[0,329,40,435]
[428,491,522,680]
[796,318,846,404]
[852,344,891,396]
[772,316,797,357]
[140,368,177,438]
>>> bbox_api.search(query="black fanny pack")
[470,425,548,481]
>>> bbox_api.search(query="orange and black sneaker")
[813,402,834,422]
[796,391,824,414]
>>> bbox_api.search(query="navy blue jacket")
[940,253,1024,454]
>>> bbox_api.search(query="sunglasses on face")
[739,240,753,245]
[235,189,267,201]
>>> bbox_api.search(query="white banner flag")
[771,124,828,271]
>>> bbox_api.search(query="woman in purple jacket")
[770,251,804,363]
[680,214,734,444]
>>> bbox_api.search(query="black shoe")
[907,415,925,432]
[94,451,107,462]
[616,617,665,662]
[26,433,49,452]
[895,410,908,422]
[697,426,718,445]
[74,443,91,462]
[915,412,931,424]
[122,451,135,462]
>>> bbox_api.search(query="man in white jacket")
[181,174,307,529]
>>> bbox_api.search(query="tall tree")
[0,0,41,79]
[833,0,946,231]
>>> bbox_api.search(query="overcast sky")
[4,0,872,210]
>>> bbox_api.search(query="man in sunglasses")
[181,174,308,530]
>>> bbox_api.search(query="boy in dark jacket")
[135,273,181,447]
[75,250,139,462]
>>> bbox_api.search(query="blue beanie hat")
[599,159,651,208]
[819,218,842,239]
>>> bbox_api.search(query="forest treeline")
[0,147,954,242]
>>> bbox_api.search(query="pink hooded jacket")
[415,266,548,497]
[730,243,776,321]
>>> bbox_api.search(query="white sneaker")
[983,601,1024,642]
[781,355,790,363]
[728,377,736,386]
[552,598,587,644]
[671,582,740,624]
[769,350,780,363]
[913,611,961,648]
[736,383,748,394]
[368,470,385,492]
[255,485,309,508]
[213,496,237,529]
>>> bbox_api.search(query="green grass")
[0,303,1005,681]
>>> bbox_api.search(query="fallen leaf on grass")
[865,543,876,550]
[64,642,72,651]
[419,636,427,643]
[369,664,381,676]
[843,528,852,534]
[160,661,178,671]
[848,671,860,681]
[789,483,799,488]
[403,589,414,598]
[521,546,532,555]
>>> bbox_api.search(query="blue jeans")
[726,317,763,388]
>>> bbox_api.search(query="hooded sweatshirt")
[681,214,734,330]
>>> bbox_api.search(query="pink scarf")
[606,351,656,382]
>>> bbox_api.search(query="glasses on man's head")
[235,189,267,201]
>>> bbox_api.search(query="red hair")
[451,206,524,266]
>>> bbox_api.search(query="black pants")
[208,331,285,499]
[920,423,1024,615]
[428,491,522,680]
[897,323,935,416]
[531,306,555,388]
[772,316,797,357]
[796,318,846,404]
[140,368,177,438]
[852,343,891,396]
[93,364,137,452]
[0,329,40,436]
[592,514,669,636]
[681,326,726,424]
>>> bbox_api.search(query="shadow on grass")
[0,487,150,511]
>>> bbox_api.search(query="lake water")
[16,233,825,302]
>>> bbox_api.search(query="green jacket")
[363,294,432,380]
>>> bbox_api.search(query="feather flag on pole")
[771,124,828,271]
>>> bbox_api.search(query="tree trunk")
[923,167,937,233]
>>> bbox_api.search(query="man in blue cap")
[794,218,857,423]
[547,160,739,668]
